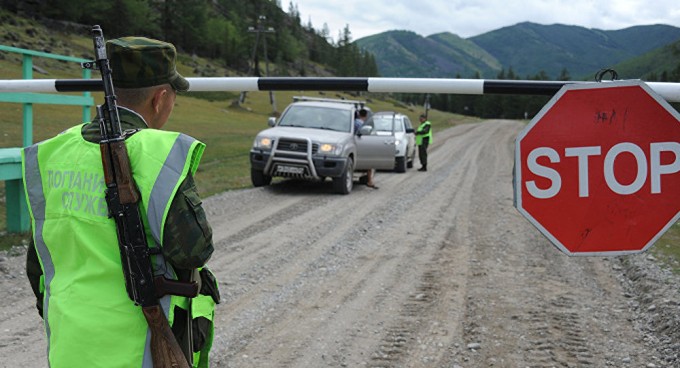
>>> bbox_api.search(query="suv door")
[355,126,396,171]
[403,116,416,158]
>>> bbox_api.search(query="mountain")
[355,30,500,78]
[611,39,680,80]
[471,22,680,79]
[357,22,680,80]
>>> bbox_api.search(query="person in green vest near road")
[415,113,433,171]
[22,37,219,367]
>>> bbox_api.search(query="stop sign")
[515,80,680,255]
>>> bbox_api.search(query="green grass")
[652,223,680,274]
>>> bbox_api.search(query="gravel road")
[1,120,679,367]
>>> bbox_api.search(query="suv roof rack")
[292,96,366,108]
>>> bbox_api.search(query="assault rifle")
[83,25,197,367]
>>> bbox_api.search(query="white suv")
[368,112,416,172]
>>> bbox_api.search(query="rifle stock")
[142,306,191,368]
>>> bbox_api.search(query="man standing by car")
[354,108,367,134]
[355,108,378,188]
[415,113,433,171]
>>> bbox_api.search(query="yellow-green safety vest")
[416,120,433,145]
[22,124,209,367]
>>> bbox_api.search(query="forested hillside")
[615,39,680,81]
[356,30,501,78]
[358,22,680,81]
[470,22,680,80]
[0,0,379,77]
[357,22,680,119]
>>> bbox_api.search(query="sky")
[287,0,680,41]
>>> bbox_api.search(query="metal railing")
[0,45,95,232]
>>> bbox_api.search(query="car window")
[404,117,413,130]
[278,105,352,132]
[371,115,404,132]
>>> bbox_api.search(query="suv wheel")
[395,156,407,173]
[333,157,354,194]
[251,168,272,187]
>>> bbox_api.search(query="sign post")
[514,80,680,256]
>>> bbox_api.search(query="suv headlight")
[254,136,273,150]
[318,143,342,155]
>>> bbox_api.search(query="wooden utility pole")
[239,15,277,114]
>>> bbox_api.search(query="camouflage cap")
[106,37,189,92]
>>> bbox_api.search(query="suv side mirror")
[359,125,373,136]
[405,128,415,133]
[267,117,276,127]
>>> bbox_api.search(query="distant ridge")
[356,22,680,79]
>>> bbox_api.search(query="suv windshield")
[371,115,404,132]
[278,105,352,132]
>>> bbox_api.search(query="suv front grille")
[278,139,318,154]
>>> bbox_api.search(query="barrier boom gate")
[1,77,679,103]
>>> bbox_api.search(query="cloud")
[291,0,680,40]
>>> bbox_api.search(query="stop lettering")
[514,81,680,255]
[526,142,680,198]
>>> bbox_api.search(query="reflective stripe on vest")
[22,125,204,367]
[23,144,56,356]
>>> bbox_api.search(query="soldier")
[23,37,219,367]
[415,113,433,171]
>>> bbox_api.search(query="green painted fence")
[0,45,95,233]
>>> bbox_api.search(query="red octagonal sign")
[515,80,680,255]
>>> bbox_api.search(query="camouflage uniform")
[25,37,217,363]
[106,36,190,91]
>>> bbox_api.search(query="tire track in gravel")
[366,121,508,367]
[206,122,484,367]
[207,175,453,366]
[455,120,661,367]
[292,123,488,368]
